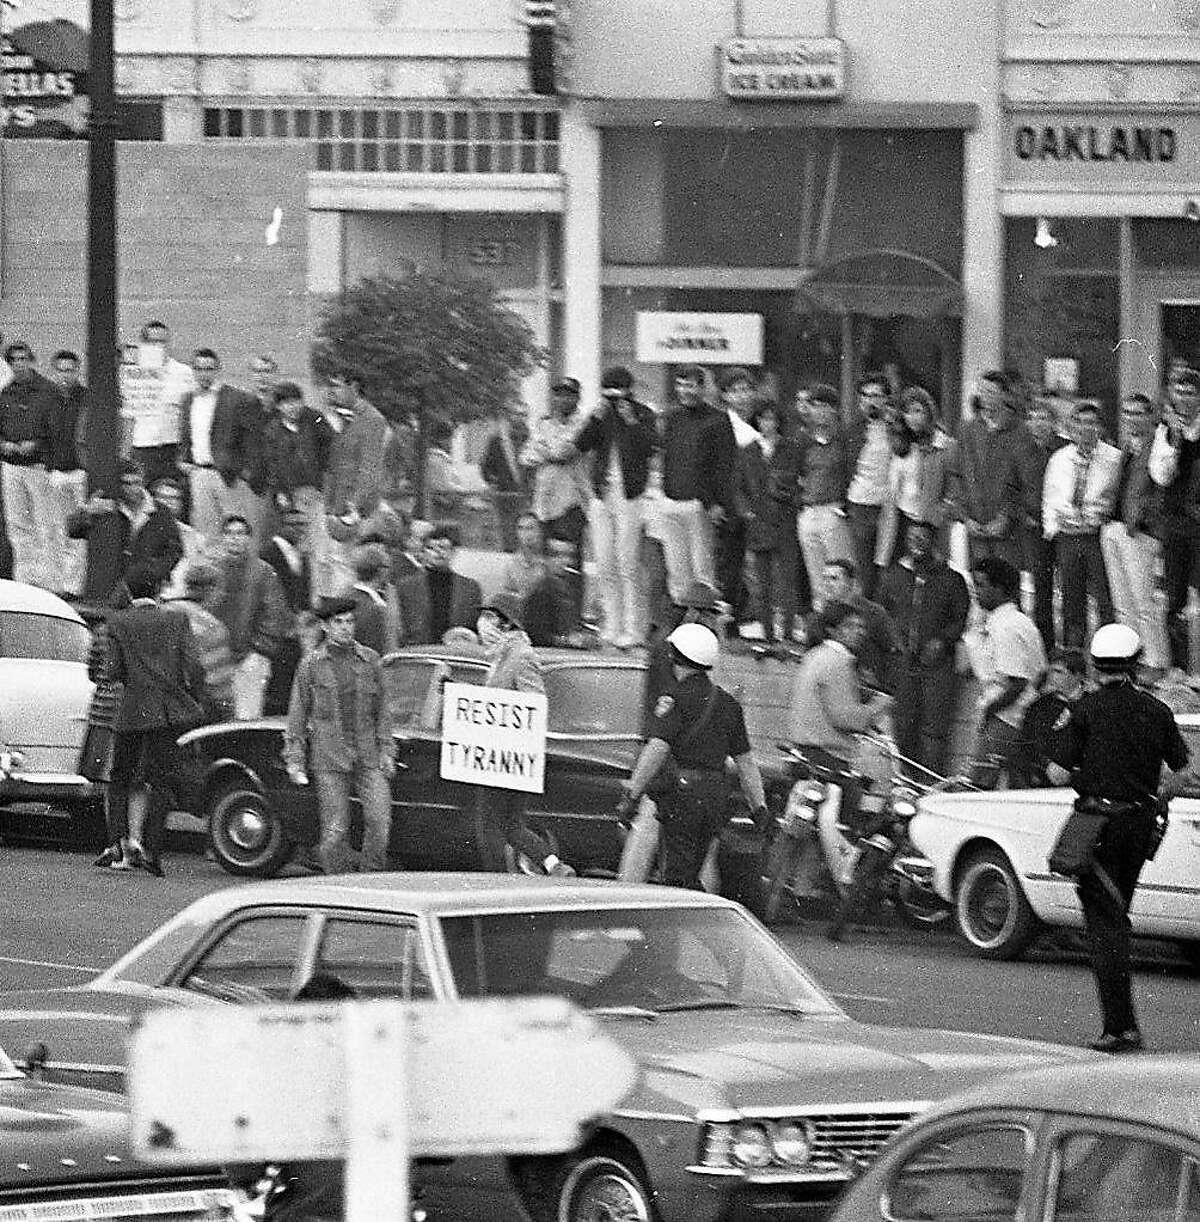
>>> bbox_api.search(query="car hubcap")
[967,866,1012,942]
[571,1172,650,1222]
[227,804,269,852]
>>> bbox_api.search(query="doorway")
[1160,302,1200,382]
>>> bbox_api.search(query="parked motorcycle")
[762,737,958,929]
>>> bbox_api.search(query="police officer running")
[1049,623,1191,1053]
[619,623,767,889]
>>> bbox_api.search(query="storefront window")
[1005,218,1120,427]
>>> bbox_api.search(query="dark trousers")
[894,658,957,778]
[1162,530,1200,671]
[1023,529,1057,650]
[1056,532,1113,649]
[847,502,883,598]
[716,518,749,621]
[658,770,731,889]
[106,726,189,856]
[1076,814,1153,1035]
[130,444,180,488]
[264,637,302,716]
[474,787,532,872]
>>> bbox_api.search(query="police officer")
[1050,623,1191,1053]
[619,623,767,889]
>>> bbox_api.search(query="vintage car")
[0,875,1090,1222]
[0,1037,238,1219]
[908,712,1200,963]
[828,1054,1200,1222]
[0,579,98,827]
[180,645,779,886]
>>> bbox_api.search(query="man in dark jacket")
[878,518,971,777]
[45,349,91,599]
[178,347,264,544]
[0,341,59,588]
[956,371,1025,569]
[68,460,184,606]
[576,366,658,648]
[395,520,482,645]
[93,562,207,876]
[262,498,314,716]
[659,365,737,606]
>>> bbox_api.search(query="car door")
[383,655,487,869]
[1134,728,1200,934]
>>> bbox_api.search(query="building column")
[960,13,1003,417]
[561,103,602,405]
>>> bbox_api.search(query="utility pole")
[83,0,122,601]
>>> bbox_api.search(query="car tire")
[530,1143,657,1222]
[955,847,1039,960]
[207,788,292,877]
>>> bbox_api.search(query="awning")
[800,247,963,318]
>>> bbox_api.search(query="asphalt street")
[0,838,1196,1054]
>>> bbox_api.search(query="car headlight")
[890,787,919,819]
[802,781,827,805]
[772,1120,816,1166]
[731,1122,774,1168]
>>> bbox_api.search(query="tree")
[311,270,546,510]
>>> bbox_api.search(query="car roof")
[385,644,646,672]
[920,1054,1200,1135]
[0,579,86,625]
[176,873,739,921]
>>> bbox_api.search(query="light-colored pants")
[232,651,272,720]
[798,504,854,600]
[1100,522,1169,670]
[657,496,716,603]
[315,764,392,873]
[589,490,644,647]
[50,468,88,596]
[2,462,55,588]
[189,467,262,547]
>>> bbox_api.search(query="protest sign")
[440,681,547,794]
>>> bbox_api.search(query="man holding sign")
[440,591,572,874]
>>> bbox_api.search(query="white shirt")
[1148,416,1200,487]
[189,385,220,466]
[847,418,892,507]
[971,601,1046,728]
[272,534,303,576]
[1042,440,1121,539]
[728,409,761,450]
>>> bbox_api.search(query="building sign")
[1,17,89,137]
[440,683,548,794]
[636,311,764,365]
[1005,113,1194,187]
[720,38,845,102]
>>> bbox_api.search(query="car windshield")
[0,611,90,663]
[439,905,840,1015]
[544,666,643,737]
[385,656,487,731]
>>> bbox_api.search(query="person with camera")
[1048,623,1190,1052]
[618,623,766,890]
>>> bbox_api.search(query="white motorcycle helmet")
[1089,623,1143,673]
[666,622,720,670]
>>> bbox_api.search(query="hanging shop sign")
[720,38,845,102]
[636,311,764,365]
[1005,113,1195,187]
[1,18,89,137]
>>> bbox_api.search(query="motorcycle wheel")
[894,875,951,929]
[761,832,798,924]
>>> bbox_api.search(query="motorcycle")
[762,736,961,929]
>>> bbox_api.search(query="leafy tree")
[311,271,546,507]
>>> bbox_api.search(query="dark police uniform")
[647,671,750,889]
[1052,678,1188,1038]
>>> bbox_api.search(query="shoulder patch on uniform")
[654,695,675,719]
[1052,708,1071,732]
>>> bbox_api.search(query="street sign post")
[130,997,638,1221]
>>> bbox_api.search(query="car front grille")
[806,1109,914,1169]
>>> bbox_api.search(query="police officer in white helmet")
[1048,622,1191,1052]
[619,623,767,889]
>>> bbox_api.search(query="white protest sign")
[119,362,165,426]
[440,681,547,794]
[130,998,639,1222]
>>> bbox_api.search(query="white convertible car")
[908,712,1200,965]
